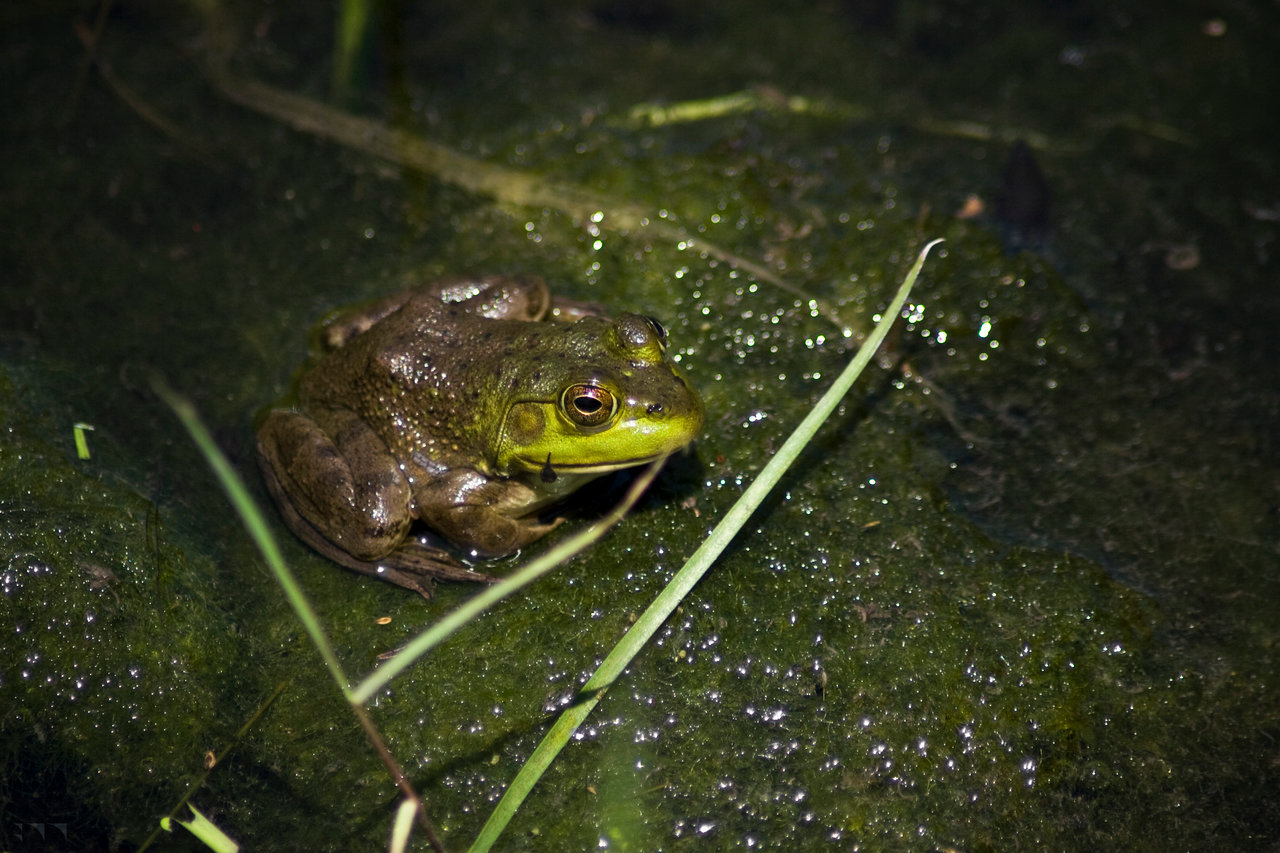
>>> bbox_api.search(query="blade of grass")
[169,804,240,853]
[138,681,288,853]
[469,238,943,851]
[332,0,371,100]
[350,458,666,705]
[390,798,418,853]
[157,381,449,850]
[153,379,353,698]
[198,69,849,334]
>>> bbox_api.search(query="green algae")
[2,1,1278,850]
[0,365,239,850]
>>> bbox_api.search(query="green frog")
[256,274,704,597]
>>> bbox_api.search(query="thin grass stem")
[469,239,942,851]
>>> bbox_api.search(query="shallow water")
[2,2,1277,849]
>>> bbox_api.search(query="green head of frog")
[492,313,704,489]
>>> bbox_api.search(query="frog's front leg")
[417,470,563,556]
[257,408,486,596]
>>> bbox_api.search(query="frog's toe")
[301,538,497,598]
[525,516,564,539]
[382,540,500,593]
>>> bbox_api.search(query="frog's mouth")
[508,450,669,481]
[540,453,668,472]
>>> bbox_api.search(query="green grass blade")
[351,459,665,705]
[332,0,371,100]
[390,799,417,853]
[170,803,240,853]
[155,381,352,698]
[469,238,942,851]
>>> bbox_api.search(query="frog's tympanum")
[256,275,704,596]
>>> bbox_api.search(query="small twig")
[137,681,289,853]
[203,70,850,334]
[64,0,115,125]
[71,18,225,170]
[352,703,448,852]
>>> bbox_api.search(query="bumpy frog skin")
[256,275,704,597]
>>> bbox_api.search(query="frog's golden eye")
[561,383,617,428]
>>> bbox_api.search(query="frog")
[256,274,704,597]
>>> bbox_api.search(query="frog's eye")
[561,383,617,428]
[644,316,668,347]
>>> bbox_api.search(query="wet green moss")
[2,1,1278,850]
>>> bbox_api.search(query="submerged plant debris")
[2,1,1277,850]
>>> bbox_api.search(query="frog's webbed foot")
[335,539,500,599]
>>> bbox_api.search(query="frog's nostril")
[646,403,664,415]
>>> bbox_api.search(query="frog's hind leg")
[261,468,495,597]
[257,409,493,597]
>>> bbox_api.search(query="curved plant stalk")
[332,0,372,100]
[71,20,223,168]
[155,380,446,852]
[469,238,943,851]
[197,67,849,334]
[156,382,351,695]
[350,459,666,705]
[619,86,1193,150]
[138,681,287,853]
[159,385,671,851]
[164,804,239,853]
